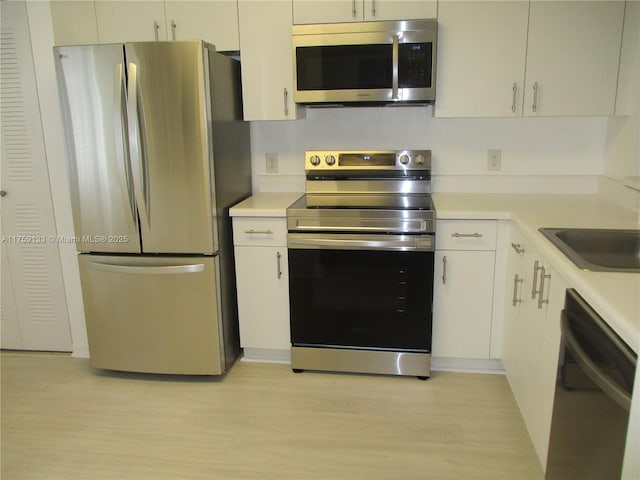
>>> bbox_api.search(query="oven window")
[288,248,433,351]
[296,44,393,91]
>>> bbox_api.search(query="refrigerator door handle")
[126,62,151,229]
[114,63,137,230]
[86,261,205,275]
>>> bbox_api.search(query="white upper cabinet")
[615,1,640,116]
[54,1,239,49]
[435,1,529,118]
[293,0,436,24]
[436,0,625,118]
[524,1,625,116]
[164,1,239,50]
[50,0,99,45]
[95,1,168,43]
[238,0,301,121]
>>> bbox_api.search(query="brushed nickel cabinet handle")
[276,251,282,279]
[153,20,160,41]
[352,0,357,17]
[283,88,289,116]
[441,255,447,285]
[511,242,525,254]
[244,229,274,235]
[531,260,542,299]
[451,232,483,238]
[537,267,551,309]
[511,83,517,113]
[371,0,376,17]
[171,19,177,40]
[532,82,539,113]
[512,274,523,307]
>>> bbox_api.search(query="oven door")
[288,233,434,352]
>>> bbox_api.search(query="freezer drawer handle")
[86,262,205,275]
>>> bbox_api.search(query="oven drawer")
[436,220,497,250]
[232,218,287,246]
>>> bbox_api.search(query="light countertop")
[230,192,303,218]
[433,193,640,353]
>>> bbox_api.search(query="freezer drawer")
[79,254,225,375]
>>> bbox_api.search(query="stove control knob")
[414,154,426,167]
[309,155,321,166]
[325,155,336,166]
[399,154,410,165]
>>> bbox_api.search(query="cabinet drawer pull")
[451,232,483,238]
[153,20,160,41]
[511,82,518,113]
[171,19,177,41]
[244,229,274,235]
[532,82,539,113]
[511,242,525,254]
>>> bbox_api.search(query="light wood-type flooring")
[1,352,544,480]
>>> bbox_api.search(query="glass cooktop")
[290,193,434,211]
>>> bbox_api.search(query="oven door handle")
[287,233,434,252]
[290,221,431,234]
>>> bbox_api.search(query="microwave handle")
[392,35,399,100]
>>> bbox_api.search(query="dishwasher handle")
[561,309,632,411]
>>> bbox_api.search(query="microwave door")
[55,44,141,254]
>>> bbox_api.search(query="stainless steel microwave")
[292,19,437,105]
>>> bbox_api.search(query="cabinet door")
[50,0,99,45]
[235,246,291,350]
[95,0,167,43]
[363,0,436,21]
[524,1,625,116]
[435,1,529,118]
[432,250,496,359]
[528,262,568,469]
[293,0,360,24]
[164,1,239,51]
[238,0,299,120]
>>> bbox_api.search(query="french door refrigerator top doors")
[55,41,217,255]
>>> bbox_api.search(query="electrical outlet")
[265,153,279,173]
[487,149,502,171]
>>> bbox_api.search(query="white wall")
[25,1,88,357]
[603,0,640,214]
[251,107,609,194]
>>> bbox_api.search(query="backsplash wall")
[250,106,609,194]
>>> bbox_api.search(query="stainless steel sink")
[538,228,640,273]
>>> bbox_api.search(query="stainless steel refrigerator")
[54,41,251,375]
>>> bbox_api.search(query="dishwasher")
[546,289,637,480]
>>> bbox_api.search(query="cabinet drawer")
[436,220,497,250]
[233,217,287,246]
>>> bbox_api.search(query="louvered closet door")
[0,1,72,351]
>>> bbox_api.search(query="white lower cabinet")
[502,223,569,470]
[432,220,498,360]
[232,217,291,360]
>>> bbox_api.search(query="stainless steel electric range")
[286,150,435,378]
